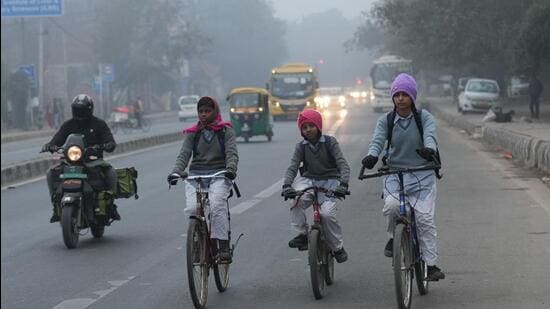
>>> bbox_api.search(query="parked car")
[457,78,500,113]
[506,75,530,98]
[178,95,200,121]
[454,76,474,104]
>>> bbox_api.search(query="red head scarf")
[183,96,232,133]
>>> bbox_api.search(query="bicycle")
[291,186,348,300]
[169,170,243,309]
[359,163,440,309]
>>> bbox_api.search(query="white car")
[178,95,200,121]
[457,78,500,113]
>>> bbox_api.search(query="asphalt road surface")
[2,106,549,309]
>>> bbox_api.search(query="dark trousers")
[530,96,540,118]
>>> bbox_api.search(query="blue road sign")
[18,64,37,88]
[100,63,115,82]
[1,0,64,17]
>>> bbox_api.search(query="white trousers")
[289,177,344,251]
[185,178,232,240]
[383,184,438,265]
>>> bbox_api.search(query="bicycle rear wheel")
[414,259,429,295]
[308,229,325,299]
[393,223,413,309]
[141,118,152,132]
[186,219,209,309]
[213,260,230,292]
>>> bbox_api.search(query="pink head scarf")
[183,96,232,133]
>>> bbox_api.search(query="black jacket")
[48,116,116,158]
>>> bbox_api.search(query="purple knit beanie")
[390,73,417,104]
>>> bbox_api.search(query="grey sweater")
[284,135,350,186]
[172,127,238,174]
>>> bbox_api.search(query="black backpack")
[385,109,442,179]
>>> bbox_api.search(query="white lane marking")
[254,178,284,199]
[52,276,136,309]
[2,142,181,191]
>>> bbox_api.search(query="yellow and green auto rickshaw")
[227,87,274,142]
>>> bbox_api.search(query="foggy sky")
[271,0,376,21]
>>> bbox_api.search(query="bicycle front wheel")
[393,223,413,309]
[308,229,325,299]
[186,219,209,309]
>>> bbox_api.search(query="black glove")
[167,173,182,185]
[103,142,116,152]
[281,184,297,200]
[91,144,103,152]
[224,170,236,180]
[41,143,52,153]
[361,155,378,169]
[416,147,436,161]
[334,183,349,199]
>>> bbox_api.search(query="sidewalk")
[1,110,176,144]
[423,96,549,174]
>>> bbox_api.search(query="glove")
[224,170,236,180]
[281,184,297,200]
[167,173,182,185]
[91,144,103,152]
[416,147,436,161]
[103,142,116,152]
[334,183,349,199]
[361,155,378,169]
[41,143,52,153]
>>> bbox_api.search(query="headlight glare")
[67,146,82,162]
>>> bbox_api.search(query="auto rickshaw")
[227,87,274,142]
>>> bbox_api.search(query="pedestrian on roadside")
[529,75,543,119]
[133,96,144,128]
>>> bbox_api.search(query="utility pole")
[38,18,44,113]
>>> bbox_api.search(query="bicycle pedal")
[298,245,308,251]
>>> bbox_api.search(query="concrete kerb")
[1,131,183,187]
[424,101,549,174]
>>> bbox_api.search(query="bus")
[268,63,319,120]
[369,55,413,112]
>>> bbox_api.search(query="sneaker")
[50,213,60,223]
[384,238,393,257]
[334,247,348,263]
[288,233,308,251]
[218,240,232,264]
[427,265,445,281]
[110,204,121,221]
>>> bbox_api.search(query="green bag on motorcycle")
[96,190,114,216]
[115,167,139,199]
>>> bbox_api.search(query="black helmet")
[71,94,94,120]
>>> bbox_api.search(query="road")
[2,105,549,309]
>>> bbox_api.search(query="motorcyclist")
[41,94,120,223]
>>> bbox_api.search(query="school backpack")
[385,109,443,179]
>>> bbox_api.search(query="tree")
[514,0,550,75]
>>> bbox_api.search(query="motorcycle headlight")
[66,146,82,162]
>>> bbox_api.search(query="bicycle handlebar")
[358,163,441,180]
[295,186,349,199]
[169,170,241,198]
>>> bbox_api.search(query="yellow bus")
[268,63,319,120]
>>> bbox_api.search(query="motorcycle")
[42,134,117,249]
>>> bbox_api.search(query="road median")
[1,131,183,188]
